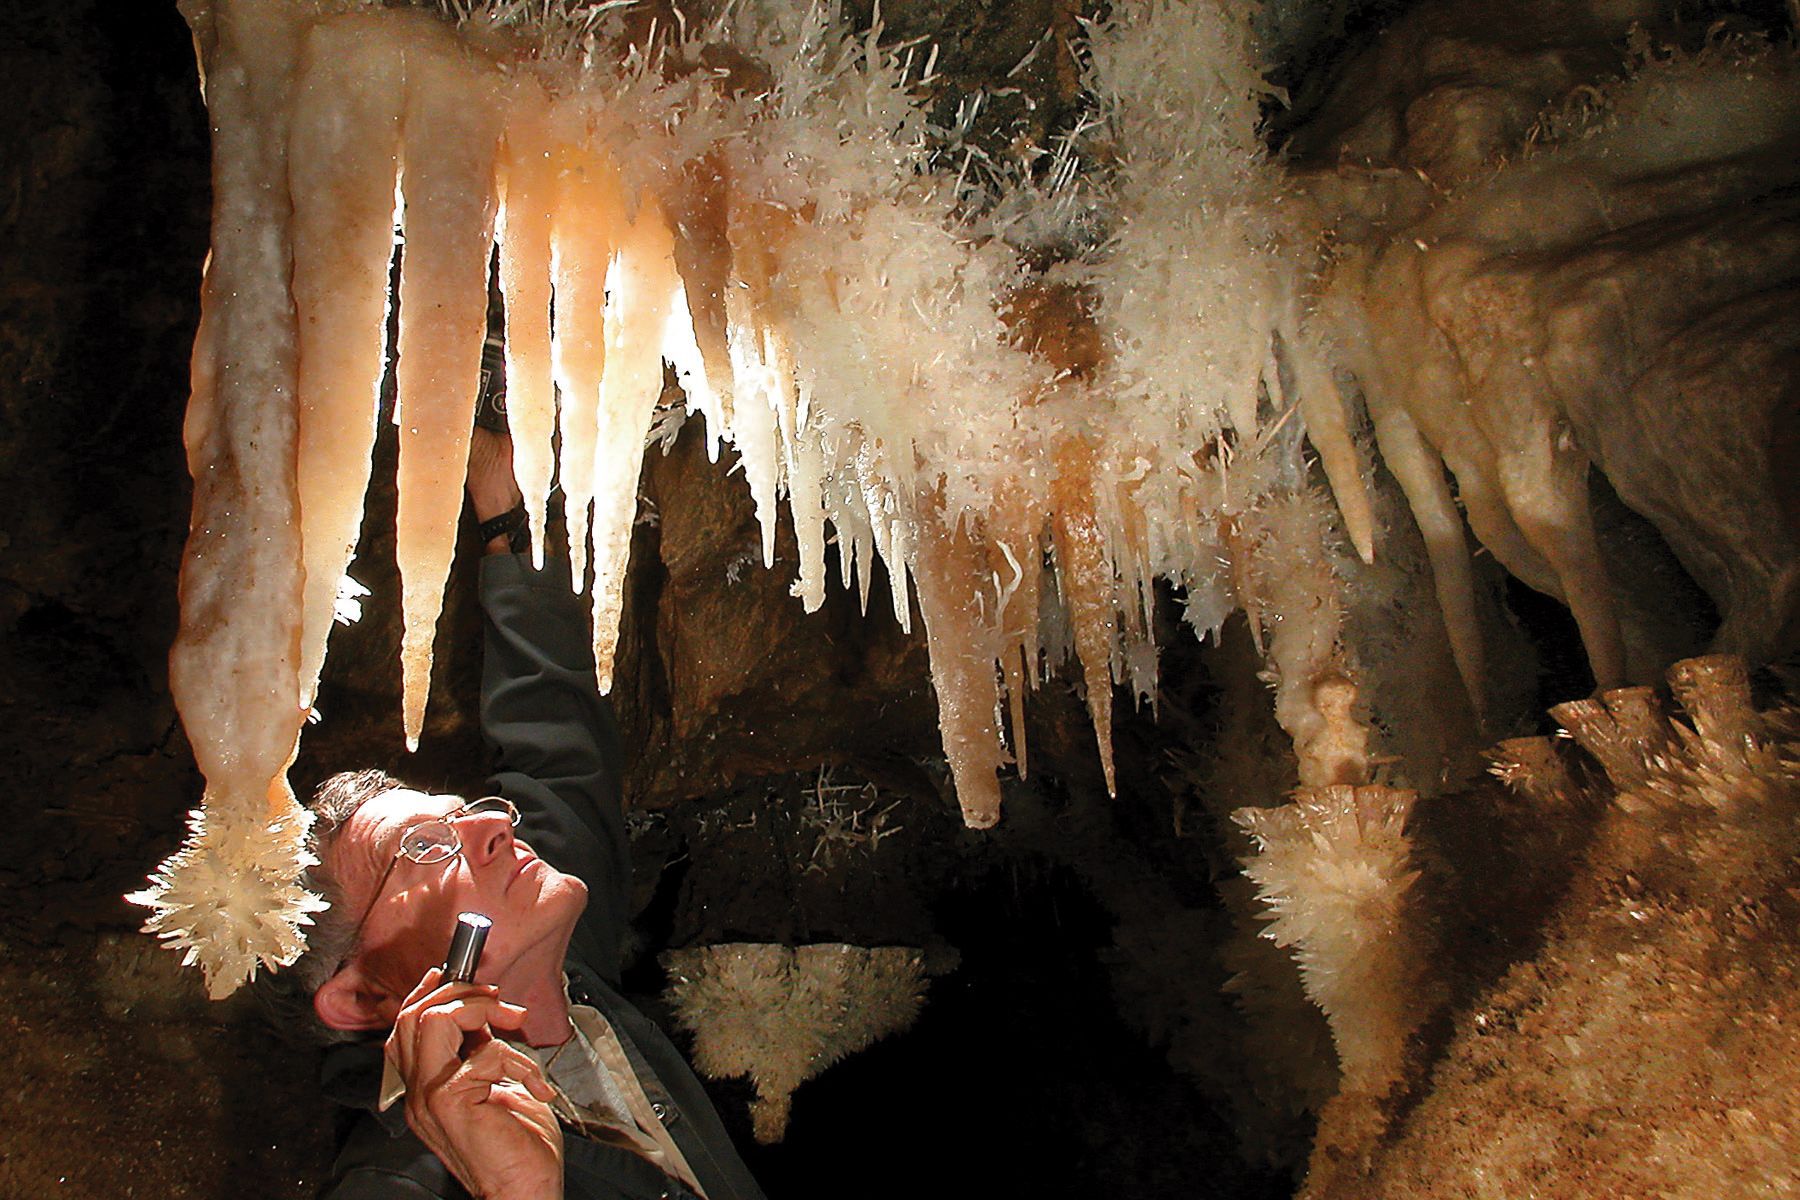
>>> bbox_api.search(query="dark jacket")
[319,554,767,1200]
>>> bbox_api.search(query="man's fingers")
[521,1065,556,1105]
[457,1039,554,1099]
[392,989,513,1081]
[400,966,447,1009]
[487,999,530,1033]
[428,1041,559,1122]
[413,997,510,1077]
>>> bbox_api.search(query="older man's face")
[328,788,589,1003]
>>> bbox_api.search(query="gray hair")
[255,767,402,1045]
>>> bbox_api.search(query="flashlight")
[443,912,493,983]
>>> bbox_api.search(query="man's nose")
[459,813,515,866]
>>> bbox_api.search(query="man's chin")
[515,874,588,953]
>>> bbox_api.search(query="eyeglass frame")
[344,795,522,956]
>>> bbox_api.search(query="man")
[293,428,767,1200]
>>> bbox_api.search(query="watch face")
[475,326,510,433]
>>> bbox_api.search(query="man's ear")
[313,963,398,1033]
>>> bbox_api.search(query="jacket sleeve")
[318,1109,471,1200]
[479,552,632,987]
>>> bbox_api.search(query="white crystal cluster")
[1234,784,1427,1095]
[661,942,926,1142]
[127,801,327,1000]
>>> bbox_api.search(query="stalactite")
[911,497,1007,829]
[988,476,1045,780]
[589,190,680,693]
[1315,33,1800,696]
[1286,328,1374,567]
[662,943,927,1144]
[494,83,560,571]
[393,30,502,750]
[667,151,737,445]
[289,13,403,710]
[136,0,321,997]
[549,140,623,590]
[1050,436,1119,797]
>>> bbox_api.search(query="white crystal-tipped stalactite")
[154,0,1408,991]
[1234,785,1429,1097]
[662,943,927,1144]
[139,0,324,998]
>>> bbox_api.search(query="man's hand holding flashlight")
[386,968,564,1200]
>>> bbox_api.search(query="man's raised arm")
[469,428,633,986]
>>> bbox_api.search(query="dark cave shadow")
[645,851,1298,1200]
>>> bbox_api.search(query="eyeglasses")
[346,795,521,953]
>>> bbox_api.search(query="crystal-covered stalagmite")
[1236,784,1429,1097]
[393,33,502,750]
[1307,656,1800,1200]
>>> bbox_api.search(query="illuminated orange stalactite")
[289,15,403,709]
[496,87,561,570]
[1051,436,1119,797]
[912,498,1007,828]
[551,140,625,590]
[170,0,311,818]
[140,0,323,997]
[393,38,501,749]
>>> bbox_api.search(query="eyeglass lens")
[466,796,520,823]
[396,797,520,865]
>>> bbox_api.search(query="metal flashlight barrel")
[443,912,492,983]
